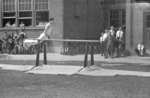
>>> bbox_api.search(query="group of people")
[0,30,30,54]
[0,18,55,55]
[5,21,25,28]
[99,26,125,58]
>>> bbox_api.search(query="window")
[19,0,32,11]
[2,0,16,27]
[18,0,32,27]
[109,9,125,28]
[146,15,150,27]
[35,0,49,26]
[122,9,126,26]
[35,0,48,10]
[1,0,49,28]
[136,0,150,3]
[36,11,49,26]
[110,9,120,27]
[3,0,15,12]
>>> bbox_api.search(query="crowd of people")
[0,30,35,54]
[99,26,126,58]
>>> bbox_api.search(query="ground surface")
[1,54,150,98]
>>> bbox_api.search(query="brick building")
[0,0,149,53]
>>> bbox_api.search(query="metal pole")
[43,41,47,65]
[84,43,89,67]
[35,40,40,66]
[90,45,94,66]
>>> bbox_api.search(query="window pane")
[110,10,120,27]
[19,19,32,27]
[146,15,150,27]
[3,0,15,12]
[19,11,32,17]
[3,12,16,17]
[36,11,49,26]
[3,18,16,27]
[35,0,48,10]
[19,0,32,11]
[136,0,150,3]
[122,9,126,26]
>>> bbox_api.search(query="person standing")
[116,27,125,57]
[116,27,124,41]
[109,26,115,36]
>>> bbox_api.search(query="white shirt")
[100,33,108,42]
[116,30,124,38]
[110,29,115,36]
[37,22,53,40]
[137,44,144,51]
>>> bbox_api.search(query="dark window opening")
[122,9,126,26]
[19,11,32,17]
[136,0,150,3]
[36,11,49,26]
[3,12,16,17]
[146,15,150,27]
[109,9,125,28]
[3,18,16,27]
[19,19,32,27]
[110,10,120,27]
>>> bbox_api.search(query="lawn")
[1,69,150,98]
[1,54,150,98]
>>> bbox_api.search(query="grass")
[0,69,150,98]
[0,54,150,98]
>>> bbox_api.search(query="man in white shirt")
[116,27,124,41]
[23,17,54,48]
[109,26,115,36]
[100,29,109,43]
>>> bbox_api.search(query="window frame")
[109,9,126,28]
[0,0,49,28]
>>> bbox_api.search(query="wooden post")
[84,43,89,67]
[43,41,47,65]
[90,45,94,66]
[35,40,40,66]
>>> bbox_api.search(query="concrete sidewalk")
[2,53,150,65]
[1,64,150,77]
[0,53,150,77]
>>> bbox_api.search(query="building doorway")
[143,12,150,48]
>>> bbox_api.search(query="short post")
[84,43,89,67]
[43,41,47,65]
[35,40,40,66]
[90,45,94,66]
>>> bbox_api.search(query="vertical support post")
[90,44,94,66]
[43,41,47,65]
[35,40,40,66]
[84,42,89,67]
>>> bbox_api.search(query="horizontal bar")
[28,38,100,43]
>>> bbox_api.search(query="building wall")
[126,1,150,52]
[63,0,104,40]
[126,0,133,51]
[132,3,144,48]
[1,0,149,54]
[48,0,64,52]
[0,0,64,53]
